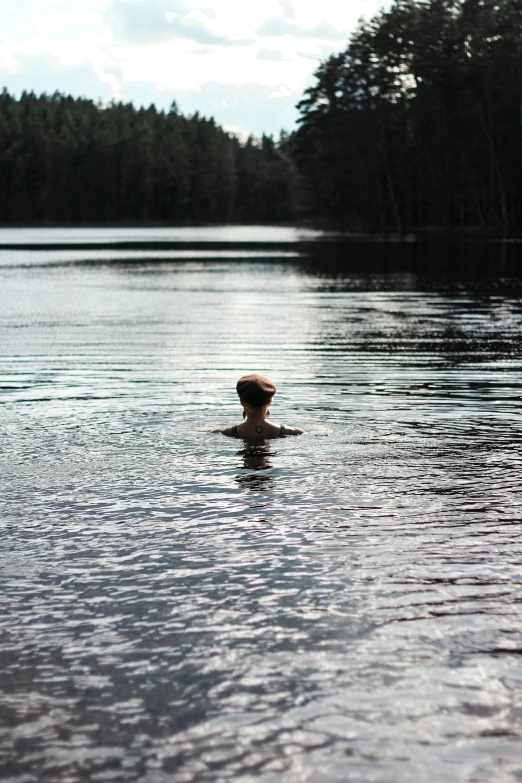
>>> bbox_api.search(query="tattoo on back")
[255,425,264,434]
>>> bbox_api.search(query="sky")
[0,0,391,138]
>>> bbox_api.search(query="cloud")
[298,45,342,61]
[0,53,112,103]
[256,48,285,61]
[109,0,185,44]
[257,16,347,41]
[108,0,250,46]
[119,79,301,137]
[256,18,300,38]
[309,20,348,41]
[166,15,251,46]
[278,0,295,18]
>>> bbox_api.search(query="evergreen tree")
[293,0,522,231]
[0,90,298,226]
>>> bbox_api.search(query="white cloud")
[108,0,250,46]
[118,79,301,136]
[257,16,347,41]
[297,44,343,62]
[257,48,286,62]
[1,53,112,102]
[309,20,348,41]
[278,0,295,19]
[0,0,393,134]
[108,0,185,44]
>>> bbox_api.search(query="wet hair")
[236,374,276,408]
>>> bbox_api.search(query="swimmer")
[213,374,303,438]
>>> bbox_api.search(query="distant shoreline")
[0,229,521,251]
[1,223,521,242]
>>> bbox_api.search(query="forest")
[0,92,297,225]
[293,0,522,231]
[0,0,521,231]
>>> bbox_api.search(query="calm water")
[1,229,522,783]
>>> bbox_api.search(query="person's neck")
[245,413,266,424]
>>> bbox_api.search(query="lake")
[1,227,522,783]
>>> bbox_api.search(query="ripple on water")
[1,249,522,782]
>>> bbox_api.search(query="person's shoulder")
[280,425,304,436]
[210,426,235,436]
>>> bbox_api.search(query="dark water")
[1,229,522,782]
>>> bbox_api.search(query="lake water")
[1,227,522,783]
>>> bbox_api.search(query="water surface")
[1,230,522,782]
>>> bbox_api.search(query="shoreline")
[0,222,521,241]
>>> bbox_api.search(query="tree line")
[292,0,522,232]
[0,0,520,231]
[0,90,297,225]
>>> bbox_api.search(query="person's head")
[236,374,276,418]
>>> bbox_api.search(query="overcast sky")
[1,0,391,138]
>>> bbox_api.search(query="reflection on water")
[1,231,522,783]
[235,443,274,492]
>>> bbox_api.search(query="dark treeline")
[293,0,522,232]
[0,90,298,225]
[1,0,521,231]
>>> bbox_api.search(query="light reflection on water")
[1,239,522,783]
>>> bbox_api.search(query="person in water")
[214,374,303,438]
